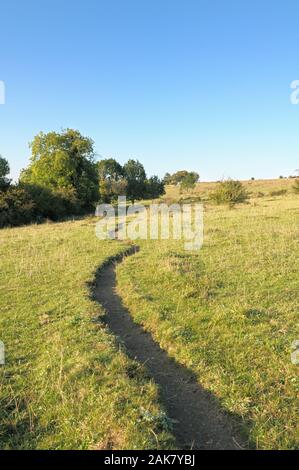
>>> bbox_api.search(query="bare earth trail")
[94,248,247,450]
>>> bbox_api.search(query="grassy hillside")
[1,179,298,450]
[0,219,174,449]
[117,189,299,449]
[165,178,295,202]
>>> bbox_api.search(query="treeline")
[0,129,165,228]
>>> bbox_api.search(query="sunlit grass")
[0,219,174,449]
[117,192,299,449]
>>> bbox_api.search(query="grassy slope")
[117,192,299,449]
[0,219,174,450]
[165,178,295,202]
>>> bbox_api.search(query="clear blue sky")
[1,0,299,181]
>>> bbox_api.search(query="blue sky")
[0,0,299,181]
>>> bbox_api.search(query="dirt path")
[94,248,246,450]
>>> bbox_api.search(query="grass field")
[117,186,299,449]
[164,178,295,202]
[0,179,298,449]
[0,220,174,449]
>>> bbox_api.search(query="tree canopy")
[123,159,147,203]
[163,170,200,186]
[20,129,98,210]
[180,172,200,192]
[1,129,168,228]
[98,158,123,181]
[98,158,127,202]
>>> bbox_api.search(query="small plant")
[293,179,299,194]
[270,189,287,197]
[210,179,248,207]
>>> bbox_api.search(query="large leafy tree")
[123,159,147,203]
[20,129,98,210]
[0,155,11,191]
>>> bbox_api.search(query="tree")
[171,170,189,185]
[99,178,128,203]
[98,158,127,202]
[123,159,147,203]
[98,158,123,181]
[146,176,165,199]
[20,129,98,211]
[0,155,11,191]
[163,170,200,186]
[180,172,199,192]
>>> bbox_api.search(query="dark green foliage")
[123,159,147,203]
[21,183,80,219]
[210,179,248,207]
[0,186,35,227]
[0,156,11,191]
[0,183,83,228]
[146,176,165,199]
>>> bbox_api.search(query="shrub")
[180,173,198,192]
[293,179,299,194]
[210,179,248,207]
[270,189,287,197]
[0,183,85,229]
[0,186,36,228]
[20,183,82,220]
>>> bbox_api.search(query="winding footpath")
[94,248,246,450]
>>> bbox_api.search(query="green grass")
[117,192,299,449]
[0,219,174,449]
[1,180,298,450]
